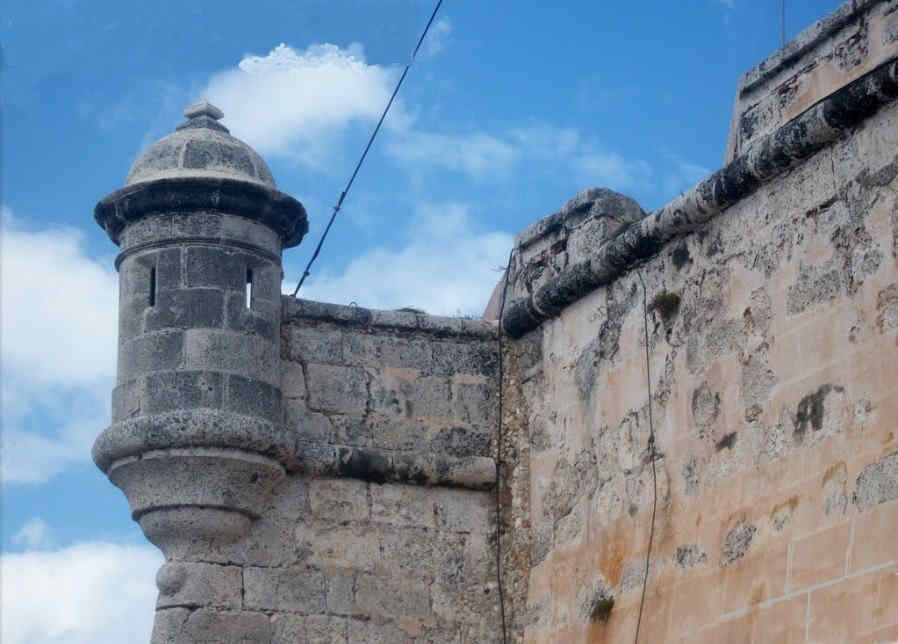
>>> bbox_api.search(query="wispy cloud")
[422,17,452,58]
[1,541,161,644]
[386,130,520,179]
[294,202,512,315]
[11,518,53,550]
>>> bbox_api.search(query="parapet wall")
[501,3,898,640]
[152,300,503,642]
[726,0,898,162]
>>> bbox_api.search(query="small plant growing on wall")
[589,594,615,623]
[649,290,681,323]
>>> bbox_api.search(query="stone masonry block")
[225,375,281,423]
[305,364,368,415]
[152,248,183,292]
[117,296,146,344]
[308,478,369,522]
[243,565,326,613]
[371,483,435,528]
[248,262,281,303]
[432,487,492,534]
[285,401,333,442]
[118,258,154,301]
[377,526,436,581]
[141,371,223,414]
[119,214,173,248]
[182,609,272,642]
[330,415,374,447]
[856,450,898,510]
[226,291,277,340]
[220,214,281,256]
[185,246,245,290]
[184,329,278,385]
[432,340,498,376]
[347,618,410,644]
[272,614,349,644]
[370,372,453,421]
[428,425,491,458]
[149,607,189,643]
[280,360,306,400]
[171,212,223,239]
[325,568,356,616]
[155,561,242,610]
[144,288,224,333]
[296,523,379,570]
[369,413,430,451]
[120,248,181,295]
[354,573,431,618]
[342,332,433,370]
[286,325,344,364]
[454,380,498,428]
[117,331,184,381]
[111,378,143,422]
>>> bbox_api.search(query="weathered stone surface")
[354,573,431,618]
[305,364,368,415]
[856,451,898,510]
[155,561,242,609]
[243,565,326,613]
[309,479,369,522]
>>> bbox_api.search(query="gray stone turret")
[92,102,307,557]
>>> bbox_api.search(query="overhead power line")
[292,0,444,296]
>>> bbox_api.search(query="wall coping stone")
[501,56,898,338]
[283,296,498,340]
[737,0,880,98]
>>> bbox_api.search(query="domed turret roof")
[125,101,276,188]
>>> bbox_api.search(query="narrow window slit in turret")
[246,268,254,309]
[149,267,156,307]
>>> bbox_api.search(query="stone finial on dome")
[184,100,224,120]
[177,100,229,133]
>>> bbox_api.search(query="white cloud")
[296,202,512,316]
[386,130,520,178]
[1,541,162,644]
[203,43,410,164]
[1,210,118,484]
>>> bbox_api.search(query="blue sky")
[1,0,842,641]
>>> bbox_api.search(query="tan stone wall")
[515,91,898,643]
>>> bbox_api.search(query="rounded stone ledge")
[140,507,251,554]
[92,409,300,472]
[107,447,285,520]
[95,177,308,248]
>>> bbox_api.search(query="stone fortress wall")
[150,301,503,642]
[91,1,898,642]
[500,0,898,640]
